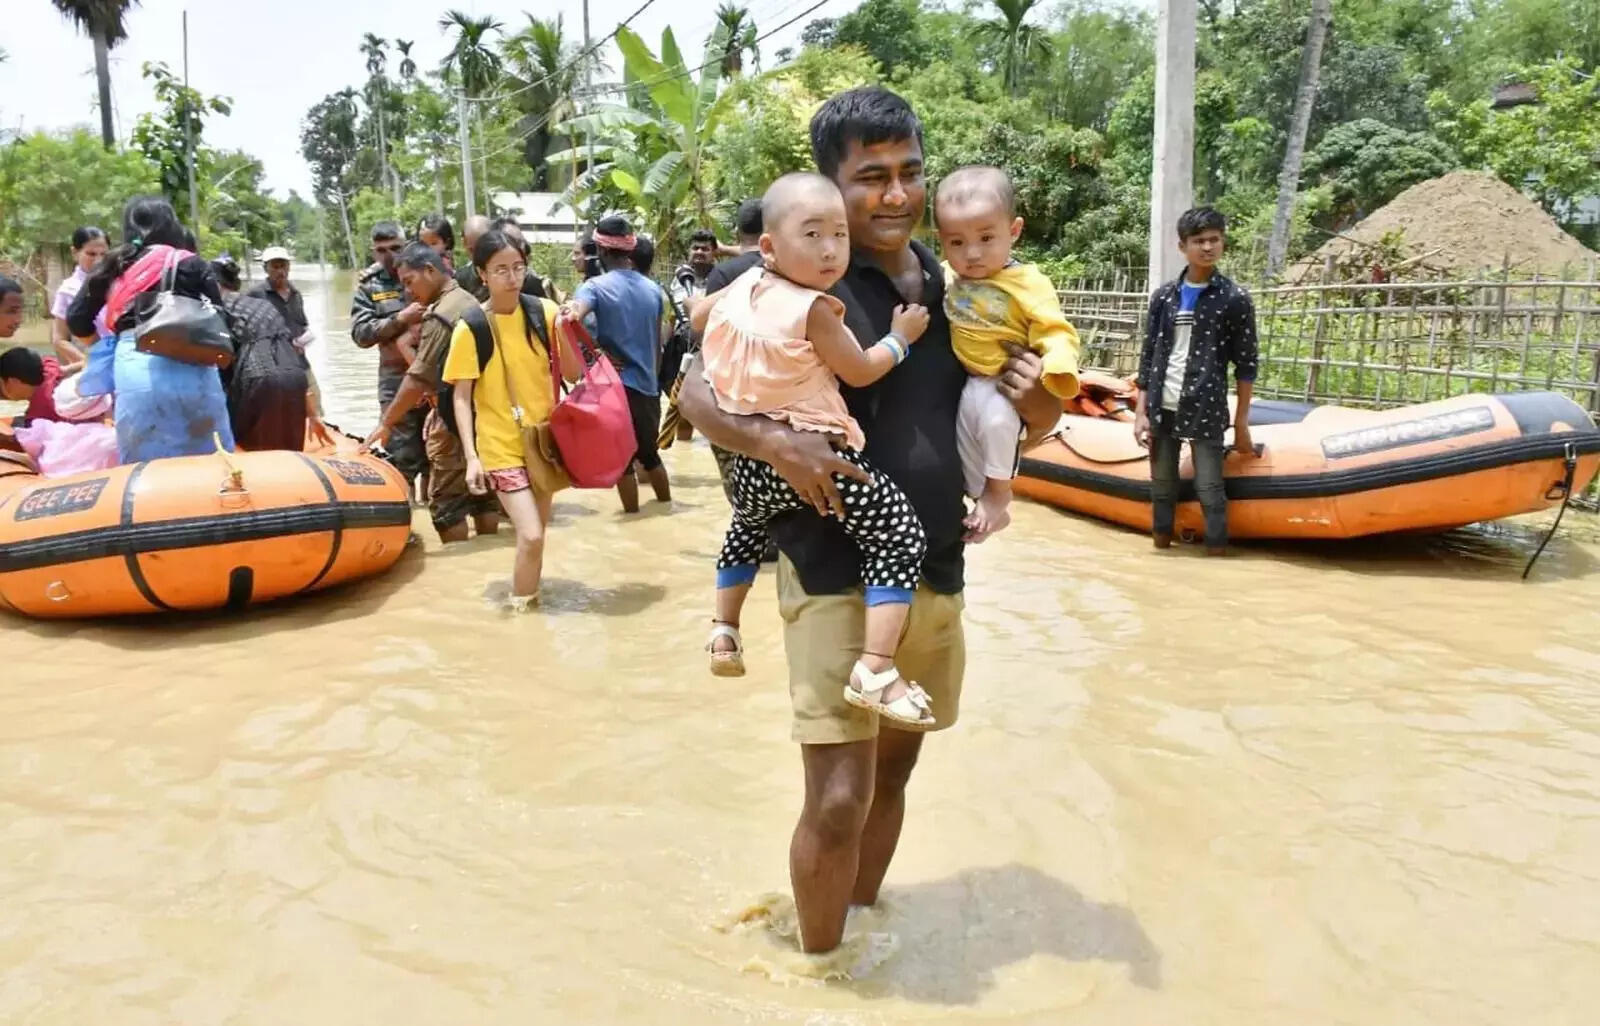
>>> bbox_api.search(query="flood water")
[3,269,1599,1024]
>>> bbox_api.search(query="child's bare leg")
[965,476,1013,542]
[712,580,752,654]
[857,600,912,702]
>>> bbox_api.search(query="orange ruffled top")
[700,267,866,452]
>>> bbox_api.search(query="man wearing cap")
[249,246,311,348]
[560,214,672,513]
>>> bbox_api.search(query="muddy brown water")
[2,270,1598,1024]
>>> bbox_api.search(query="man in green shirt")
[351,221,427,489]
[362,242,499,542]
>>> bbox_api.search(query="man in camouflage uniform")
[361,241,498,543]
[350,221,427,486]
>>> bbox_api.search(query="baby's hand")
[890,303,930,344]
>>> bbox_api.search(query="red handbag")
[547,317,638,488]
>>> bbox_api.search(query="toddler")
[937,165,1082,538]
[700,172,934,727]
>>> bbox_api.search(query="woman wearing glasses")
[442,229,582,610]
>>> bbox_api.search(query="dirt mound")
[1297,170,1598,280]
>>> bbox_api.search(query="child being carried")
[699,172,935,727]
[936,165,1082,539]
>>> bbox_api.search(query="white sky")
[1,0,862,199]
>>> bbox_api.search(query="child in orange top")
[699,172,935,726]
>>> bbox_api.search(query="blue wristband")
[877,334,908,364]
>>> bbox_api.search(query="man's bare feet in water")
[963,478,1013,543]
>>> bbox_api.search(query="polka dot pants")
[717,449,927,593]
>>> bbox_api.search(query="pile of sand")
[1297,170,1599,280]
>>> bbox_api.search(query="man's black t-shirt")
[702,251,763,294]
[768,240,968,595]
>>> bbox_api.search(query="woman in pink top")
[700,172,936,726]
[50,226,108,361]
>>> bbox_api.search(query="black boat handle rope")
[1522,441,1579,580]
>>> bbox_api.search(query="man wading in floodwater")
[680,87,1058,953]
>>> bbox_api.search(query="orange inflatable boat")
[1016,379,1600,540]
[0,441,413,619]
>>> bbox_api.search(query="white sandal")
[707,620,746,677]
[844,659,935,727]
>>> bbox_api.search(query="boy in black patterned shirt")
[1133,207,1260,554]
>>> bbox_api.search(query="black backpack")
[437,295,553,436]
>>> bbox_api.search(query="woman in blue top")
[67,196,234,463]
[561,214,672,513]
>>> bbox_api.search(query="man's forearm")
[381,376,430,428]
[1234,380,1254,421]
[678,355,784,461]
[352,314,405,348]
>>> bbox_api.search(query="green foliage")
[975,0,1055,96]
[130,61,232,210]
[712,4,761,77]
[1429,56,1600,217]
[205,150,286,259]
[832,0,934,78]
[501,14,603,190]
[439,10,504,97]
[551,24,736,252]
[1302,119,1459,222]
[0,129,158,257]
[281,0,1599,277]
[1037,2,1153,129]
[713,47,882,206]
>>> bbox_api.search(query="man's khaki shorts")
[776,556,965,745]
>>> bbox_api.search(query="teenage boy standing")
[1133,207,1260,554]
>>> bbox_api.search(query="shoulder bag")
[132,248,235,367]
[547,317,637,488]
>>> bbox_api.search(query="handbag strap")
[550,316,602,398]
[160,246,182,293]
[487,310,527,428]
[486,305,551,429]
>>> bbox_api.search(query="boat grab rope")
[1522,441,1579,580]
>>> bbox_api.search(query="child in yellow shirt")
[937,165,1081,538]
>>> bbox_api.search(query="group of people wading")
[1,84,1261,956]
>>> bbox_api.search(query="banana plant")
[547,23,735,254]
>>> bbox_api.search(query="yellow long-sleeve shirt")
[943,262,1081,398]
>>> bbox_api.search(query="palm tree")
[439,10,505,98]
[501,14,606,189]
[977,0,1054,96]
[50,0,142,149]
[360,33,399,205]
[440,10,503,214]
[712,3,760,77]
[1266,0,1334,276]
[395,39,417,80]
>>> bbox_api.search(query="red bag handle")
[550,314,603,397]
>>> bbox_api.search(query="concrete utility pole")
[1146,0,1195,291]
[582,0,595,217]
[457,88,476,217]
[182,11,200,232]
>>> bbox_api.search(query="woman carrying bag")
[442,229,583,611]
[66,196,235,463]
